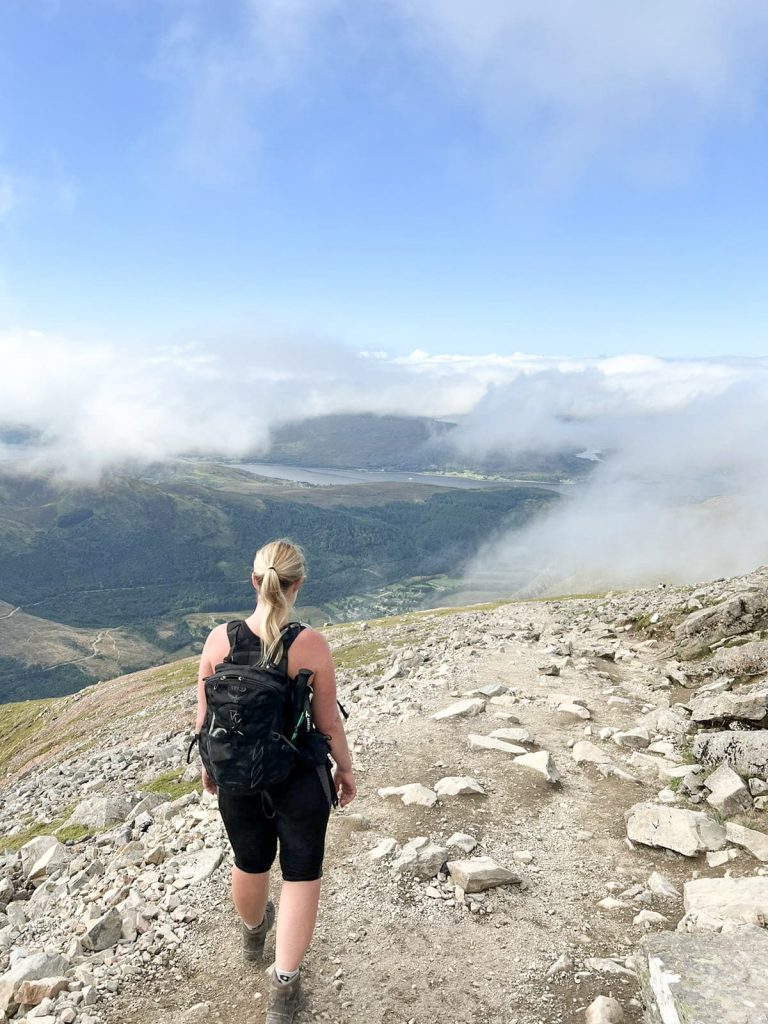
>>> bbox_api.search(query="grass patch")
[139,768,201,800]
[0,698,59,770]
[731,811,768,834]
[0,801,88,852]
[667,776,682,792]
[332,640,387,672]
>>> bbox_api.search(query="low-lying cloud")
[2,329,768,591]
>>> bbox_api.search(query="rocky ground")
[2,566,768,1024]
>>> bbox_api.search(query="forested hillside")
[0,462,559,701]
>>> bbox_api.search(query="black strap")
[224,619,305,674]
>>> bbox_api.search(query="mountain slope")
[1,566,767,1023]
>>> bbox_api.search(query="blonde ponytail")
[252,538,306,668]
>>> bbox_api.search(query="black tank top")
[224,618,305,675]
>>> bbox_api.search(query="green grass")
[139,768,201,799]
[667,776,682,792]
[731,811,768,835]
[0,698,59,769]
[0,801,94,852]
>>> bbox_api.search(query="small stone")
[368,838,399,862]
[445,832,477,854]
[468,734,527,755]
[585,994,624,1023]
[446,857,521,893]
[431,699,486,721]
[512,750,560,784]
[434,776,485,797]
[81,907,123,952]
[377,784,438,807]
[572,740,610,765]
[703,763,752,816]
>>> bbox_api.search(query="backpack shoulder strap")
[223,619,245,664]
[275,621,306,675]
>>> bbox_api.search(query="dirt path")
[102,603,687,1024]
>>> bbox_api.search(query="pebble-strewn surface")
[3,565,768,1024]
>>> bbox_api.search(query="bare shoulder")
[289,624,333,671]
[293,624,332,655]
[201,621,231,665]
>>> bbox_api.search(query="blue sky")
[2,1,768,358]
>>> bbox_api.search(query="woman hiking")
[194,538,356,1023]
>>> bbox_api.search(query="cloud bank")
[2,329,767,591]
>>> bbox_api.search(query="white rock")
[682,876,768,928]
[633,909,668,927]
[706,848,739,868]
[434,776,485,797]
[585,994,624,1023]
[445,832,477,854]
[377,784,438,807]
[446,856,521,893]
[572,741,611,765]
[612,727,651,749]
[467,734,527,755]
[724,821,768,862]
[647,871,680,899]
[512,750,560,784]
[625,802,726,857]
[557,702,591,720]
[368,838,399,862]
[391,838,447,879]
[704,763,752,816]
[431,699,486,721]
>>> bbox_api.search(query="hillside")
[0,462,558,702]
[254,412,594,479]
[1,566,768,1023]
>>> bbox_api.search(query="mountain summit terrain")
[2,565,768,1023]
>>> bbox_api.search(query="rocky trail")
[3,566,768,1024]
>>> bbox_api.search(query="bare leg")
[274,879,322,971]
[231,865,270,927]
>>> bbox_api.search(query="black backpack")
[186,619,323,795]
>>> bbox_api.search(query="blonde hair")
[252,537,306,667]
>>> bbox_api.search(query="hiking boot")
[265,967,302,1024]
[241,900,275,962]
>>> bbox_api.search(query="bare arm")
[195,624,227,793]
[305,632,353,774]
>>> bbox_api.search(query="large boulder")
[692,731,768,778]
[711,640,768,679]
[625,802,726,857]
[690,689,768,724]
[674,590,768,655]
[637,929,768,1024]
[67,795,132,829]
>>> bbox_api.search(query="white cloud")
[149,0,341,176]
[149,1,768,180]
[3,328,768,588]
[392,0,768,178]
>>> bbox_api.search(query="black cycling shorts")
[217,764,333,882]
